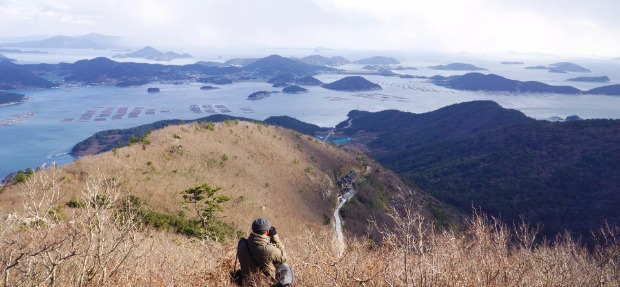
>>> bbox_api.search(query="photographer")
[237,218,292,285]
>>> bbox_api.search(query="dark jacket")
[238,232,287,278]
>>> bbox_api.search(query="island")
[353,56,400,65]
[432,73,581,94]
[0,92,27,106]
[282,85,308,94]
[501,61,524,65]
[0,48,47,54]
[428,63,487,71]
[567,76,610,83]
[200,85,220,90]
[113,46,192,61]
[322,76,382,91]
[393,66,418,70]
[147,87,160,93]
[295,75,323,86]
[525,62,590,73]
[243,55,334,77]
[299,55,350,66]
[268,73,296,84]
[524,65,549,70]
[272,81,288,88]
[585,84,620,95]
[247,91,271,100]
[5,33,123,49]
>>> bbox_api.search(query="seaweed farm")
[0,112,34,127]
[66,107,164,123]
[188,104,236,114]
[378,82,456,93]
[351,93,409,102]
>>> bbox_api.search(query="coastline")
[0,101,25,107]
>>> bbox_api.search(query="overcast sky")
[0,0,618,57]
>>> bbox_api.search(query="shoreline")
[0,101,25,107]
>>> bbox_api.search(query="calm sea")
[1,49,620,179]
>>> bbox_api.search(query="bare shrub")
[0,170,145,286]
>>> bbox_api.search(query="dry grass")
[2,121,366,235]
[1,169,620,286]
[2,121,619,286]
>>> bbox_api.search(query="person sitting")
[237,218,293,285]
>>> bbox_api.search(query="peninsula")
[0,92,27,106]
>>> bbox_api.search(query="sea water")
[2,50,620,179]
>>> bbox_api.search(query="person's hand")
[269,226,277,236]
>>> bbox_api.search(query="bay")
[2,51,620,179]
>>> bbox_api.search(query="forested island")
[0,92,27,106]
[322,76,382,91]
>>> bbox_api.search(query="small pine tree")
[180,183,230,237]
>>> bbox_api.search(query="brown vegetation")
[1,121,618,286]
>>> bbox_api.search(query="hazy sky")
[0,0,618,56]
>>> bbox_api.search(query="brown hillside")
[1,120,619,286]
[1,120,431,237]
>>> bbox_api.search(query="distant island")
[0,48,47,54]
[282,85,308,94]
[586,84,620,95]
[272,81,288,88]
[268,73,296,84]
[295,75,323,86]
[393,66,418,70]
[501,61,524,65]
[247,91,272,100]
[243,54,334,77]
[428,63,487,71]
[567,76,610,83]
[0,92,27,106]
[4,33,123,49]
[147,87,160,93]
[432,72,620,95]
[0,54,332,88]
[353,56,400,65]
[322,76,382,91]
[525,62,590,73]
[113,46,192,61]
[298,55,350,66]
[361,65,402,75]
[200,85,219,90]
[432,73,580,94]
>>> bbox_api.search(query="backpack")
[275,263,294,287]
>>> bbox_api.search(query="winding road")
[333,189,354,257]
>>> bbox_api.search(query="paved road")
[333,189,354,257]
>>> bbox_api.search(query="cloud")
[0,0,618,56]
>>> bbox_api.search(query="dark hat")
[252,218,271,233]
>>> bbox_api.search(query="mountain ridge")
[335,101,620,239]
